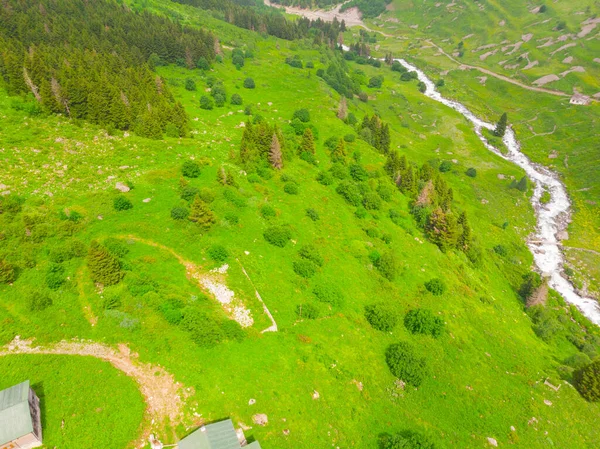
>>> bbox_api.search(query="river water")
[393,57,600,325]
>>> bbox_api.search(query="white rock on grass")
[248,398,256,405]
[487,437,498,447]
[252,414,268,426]
[143,198,151,203]
[115,182,130,192]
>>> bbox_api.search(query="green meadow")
[0,0,599,448]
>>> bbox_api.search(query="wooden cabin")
[0,381,42,449]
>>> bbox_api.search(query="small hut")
[0,380,42,449]
[569,93,591,105]
[178,419,260,449]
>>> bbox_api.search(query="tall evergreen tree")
[188,196,216,230]
[269,134,283,169]
[426,208,459,252]
[331,139,347,164]
[516,176,528,192]
[299,128,316,154]
[493,112,508,137]
[457,211,471,250]
[87,241,123,286]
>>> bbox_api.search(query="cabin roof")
[0,380,35,445]
[178,419,261,449]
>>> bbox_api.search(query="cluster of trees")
[384,151,474,254]
[358,115,390,153]
[174,0,346,45]
[0,0,217,137]
[239,119,287,170]
[270,0,338,9]
[317,57,360,98]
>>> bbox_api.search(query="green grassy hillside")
[0,1,599,448]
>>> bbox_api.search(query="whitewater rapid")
[392,57,600,324]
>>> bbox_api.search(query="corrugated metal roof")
[245,441,262,449]
[0,381,34,445]
[178,419,243,449]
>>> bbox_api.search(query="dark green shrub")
[230,93,243,105]
[365,227,381,239]
[573,360,600,402]
[263,226,292,247]
[385,342,429,387]
[185,78,196,91]
[330,163,348,179]
[306,208,320,221]
[182,160,201,178]
[375,251,398,281]
[214,93,226,107]
[247,173,261,183]
[313,283,344,306]
[293,259,318,278]
[404,309,444,337]
[292,108,310,123]
[296,303,319,319]
[199,95,214,110]
[425,278,446,296]
[223,188,246,207]
[181,309,224,347]
[365,303,398,331]
[225,213,239,224]
[363,192,382,210]
[344,134,356,142]
[181,186,200,202]
[208,245,229,262]
[349,163,368,182]
[299,151,317,165]
[519,272,542,300]
[355,206,368,219]
[28,291,53,311]
[102,293,122,311]
[257,166,274,179]
[113,195,133,211]
[377,184,394,202]
[378,431,436,449]
[243,78,255,88]
[298,244,323,266]
[368,75,384,88]
[306,61,314,68]
[466,167,477,178]
[45,264,65,290]
[316,171,334,186]
[336,181,362,206]
[261,204,277,219]
[171,207,189,220]
[284,183,299,195]
[196,57,210,70]
[439,161,452,172]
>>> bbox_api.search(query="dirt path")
[237,259,278,333]
[425,40,571,98]
[564,246,600,257]
[0,336,189,448]
[76,265,98,326]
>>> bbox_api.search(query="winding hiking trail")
[0,336,189,448]
[424,40,572,98]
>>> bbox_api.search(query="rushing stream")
[392,57,600,325]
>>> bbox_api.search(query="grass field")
[1,1,599,448]
[0,355,144,448]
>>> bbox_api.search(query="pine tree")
[516,176,528,192]
[384,150,402,177]
[188,196,216,230]
[426,208,459,252]
[399,166,415,194]
[380,123,391,153]
[269,133,283,170]
[337,96,348,120]
[457,211,471,250]
[0,260,16,284]
[217,166,237,187]
[494,112,508,137]
[87,241,123,286]
[331,139,347,164]
[300,128,316,154]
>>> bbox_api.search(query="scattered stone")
[97,215,103,220]
[115,182,130,192]
[283,429,290,436]
[548,150,559,159]
[248,398,256,405]
[487,437,498,447]
[143,198,151,203]
[498,174,506,179]
[252,414,268,426]
[481,199,489,204]
[352,379,364,391]
[562,56,574,64]
[528,417,538,426]
[544,378,561,391]
[556,231,568,241]
[510,426,516,432]
[312,390,320,400]
[544,399,553,406]
[532,74,560,86]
